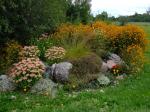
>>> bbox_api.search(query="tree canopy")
[0,0,67,44]
[66,0,92,24]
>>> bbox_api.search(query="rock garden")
[0,22,147,99]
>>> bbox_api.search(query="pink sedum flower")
[19,46,40,60]
[45,46,66,61]
[8,57,46,90]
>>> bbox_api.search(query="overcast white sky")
[91,0,150,17]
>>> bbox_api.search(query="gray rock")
[108,53,124,65]
[50,62,73,83]
[100,62,109,73]
[97,74,110,85]
[106,60,117,69]
[30,78,57,98]
[0,75,16,92]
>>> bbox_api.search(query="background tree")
[95,11,108,21]
[0,0,67,45]
[66,0,92,24]
[118,16,128,26]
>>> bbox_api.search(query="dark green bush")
[0,0,67,44]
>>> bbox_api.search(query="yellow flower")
[116,70,119,73]
[24,88,27,92]
[45,92,49,96]
[72,85,76,88]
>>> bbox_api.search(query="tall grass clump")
[52,23,108,59]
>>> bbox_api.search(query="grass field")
[0,22,150,112]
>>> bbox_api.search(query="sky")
[91,0,150,17]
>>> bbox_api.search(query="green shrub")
[64,42,91,60]
[0,0,67,44]
[68,53,102,88]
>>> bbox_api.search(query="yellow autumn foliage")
[50,21,147,73]
[92,21,147,52]
[53,22,147,52]
[121,44,145,73]
[0,40,22,73]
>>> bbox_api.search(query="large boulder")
[49,62,73,83]
[103,53,125,70]
[108,53,124,65]
[0,75,16,92]
[30,79,57,98]
[106,60,117,69]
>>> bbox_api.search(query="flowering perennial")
[19,46,40,60]
[111,65,122,76]
[8,58,45,91]
[45,46,66,61]
[126,44,145,73]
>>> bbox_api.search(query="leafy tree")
[0,0,67,45]
[95,11,108,21]
[66,0,91,24]
[79,0,91,24]
[109,16,116,21]
[116,12,150,23]
[118,16,128,26]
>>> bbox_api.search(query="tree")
[118,16,128,26]
[0,0,67,45]
[66,0,91,24]
[95,11,108,21]
[79,0,91,24]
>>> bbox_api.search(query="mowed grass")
[0,22,150,112]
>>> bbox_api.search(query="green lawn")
[0,22,150,112]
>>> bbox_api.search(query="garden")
[0,0,150,112]
[0,21,149,111]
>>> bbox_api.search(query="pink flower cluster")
[9,58,45,86]
[45,46,66,60]
[19,46,40,60]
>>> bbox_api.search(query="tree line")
[94,10,150,24]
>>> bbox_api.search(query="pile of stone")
[0,53,126,96]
